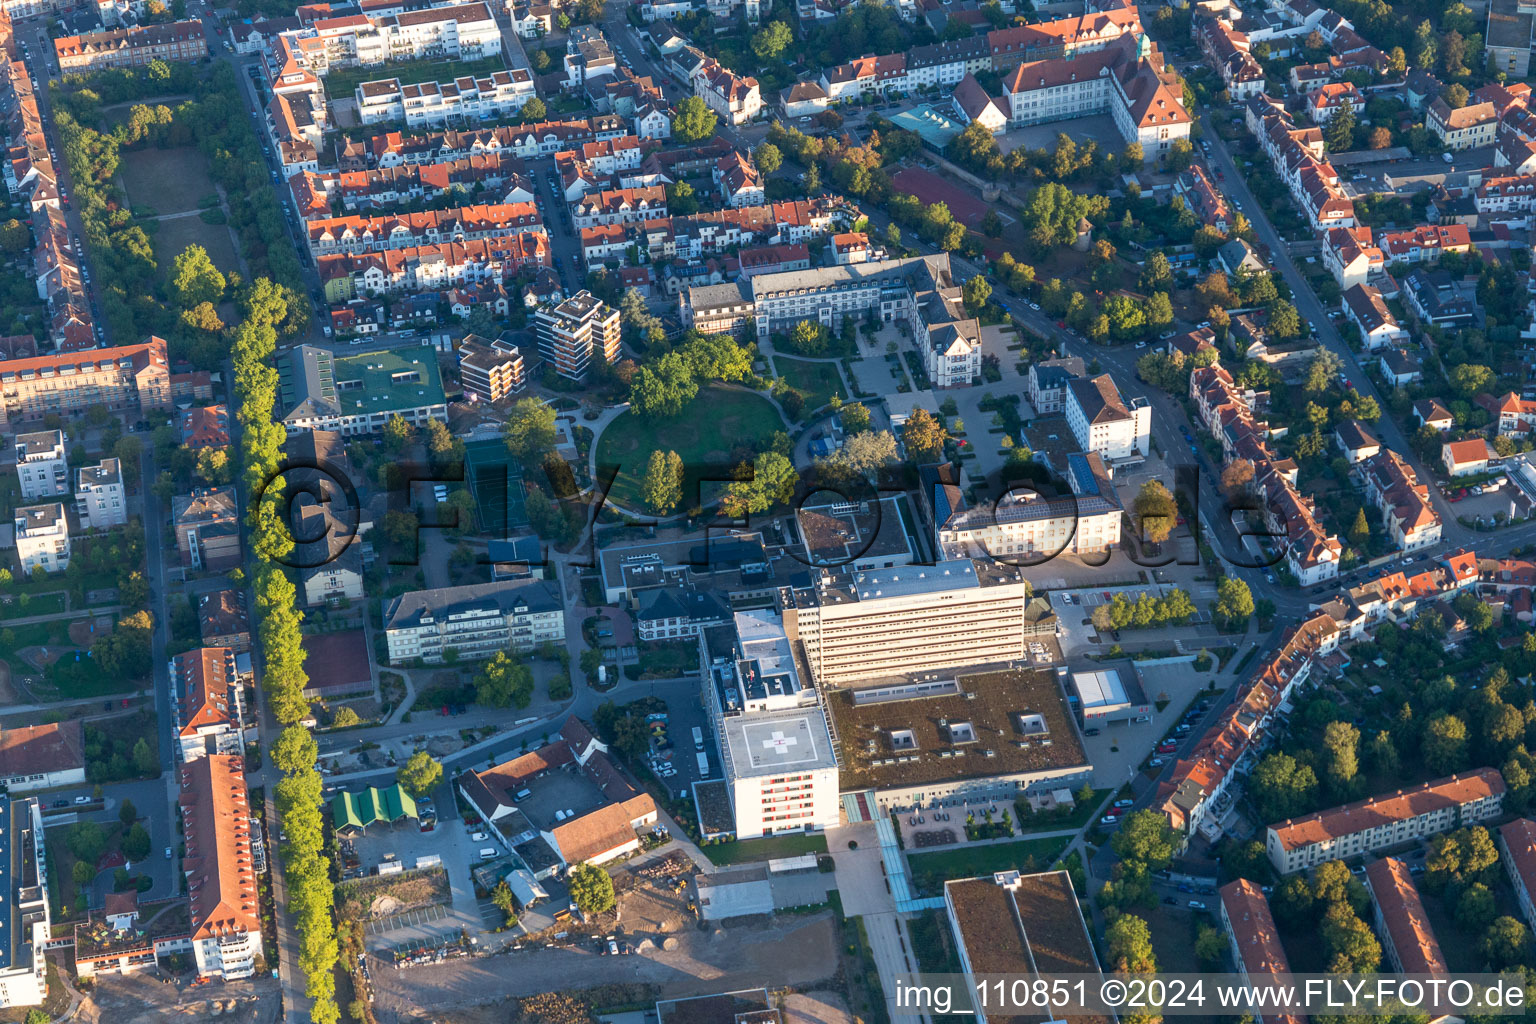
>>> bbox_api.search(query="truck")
[696,752,710,778]
[692,726,704,749]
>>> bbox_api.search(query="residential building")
[0,337,171,428]
[74,458,125,530]
[13,430,66,501]
[1362,857,1448,976]
[1218,880,1304,1024]
[829,232,872,265]
[1428,99,1498,150]
[936,451,1124,559]
[173,488,241,571]
[277,345,447,435]
[636,587,730,641]
[178,406,230,450]
[1403,269,1477,327]
[54,20,207,72]
[198,590,251,653]
[1414,398,1455,433]
[354,68,536,128]
[779,81,829,119]
[951,73,1008,133]
[944,871,1103,1024]
[1265,769,1506,873]
[457,333,526,401]
[534,290,620,380]
[0,722,84,793]
[1478,391,1536,437]
[278,1,499,72]
[14,503,67,574]
[383,579,565,664]
[1498,818,1536,926]
[305,202,544,258]
[1360,449,1441,550]
[1486,0,1535,78]
[1342,283,1407,350]
[1443,438,1498,477]
[1380,223,1473,265]
[1379,348,1424,388]
[1334,419,1380,464]
[1065,373,1150,465]
[778,557,1035,688]
[170,647,241,763]
[694,59,761,124]
[0,797,49,1009]
[1307,81,1362,123]
[178,755,261,980]
[1026,356,1085,414]
[1158,615,1341,840]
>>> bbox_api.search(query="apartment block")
[1362,856,1447,976]
[1218,880,1304,1024]
[173,488,241,572]
[1499,818,1536,926]
[383,579,564,664]
[277,345,447,435]
[54,20,208,72]
[1065,373,1151,465]
[0,337,171,429]
[1265,768,1506,874]
[534,290,620,381]
[0,797,49,1009]
[74,457,126,530]
[779,557,1034,689]
[178,755,260,980]
[457,333,526,401]
[14,430,66,502]
[1359,449,1442,551]
[355,68,536,128]
[14,503,68,575]
[170,647,241,763]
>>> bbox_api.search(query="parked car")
[1100,816,1120,826]
[165,847,174,859]
[1188,900,1207,910]
[470,831,489,842]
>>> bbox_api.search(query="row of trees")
[231,280,340,1024]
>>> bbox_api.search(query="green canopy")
[330,783,418,831]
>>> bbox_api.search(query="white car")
[470,831,489,842]
[1188,900,1207,910]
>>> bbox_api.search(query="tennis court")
[464,439,527,536]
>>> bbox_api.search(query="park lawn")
[117,146,216,216]
[323,55,506,99]
[150,214,240,281]
[775,357,846,414]
[595,385,783,511]
[700,831,828,866]
[908,836,1068,896]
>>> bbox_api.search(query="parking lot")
[637,679,716,803]
[1075,660,1225,789]
[1444,479,1513,526]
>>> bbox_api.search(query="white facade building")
[383,580,565,664]
[14,430,67,502]
[74,457,126,530]
[14,503,69,575]
[1065,374,1151,465]
[0,797,49,1010]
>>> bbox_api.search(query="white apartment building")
[356,68,536,127]
[383,579,565,664]
[1265,769,1506,874]
[0,797,49,1010]
[283,2,499,72]
[14,503,69,575]
[1065,374,1151,465]
[779,557,1035,688]
[535,290,621,380]
[74,457,126,530]
[179,754,261,980]
[694,60,762,125]
[14,430,67,502]
[936,451,1123,560]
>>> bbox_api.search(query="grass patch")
[907,907,962,974]
[775,356,846,414]
[323,55,506,99]
[908,836,1068,896]
[150,212,240,280]
[595,385,783,510]
[117,146,215,216]
[1015,788,1111,834]
[699,831,828,866]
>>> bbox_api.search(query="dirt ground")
[70,971,282,1024]
[68,615,114,646]
[374,912,841,1020]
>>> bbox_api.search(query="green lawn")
[1015,788,1112,834]
[323,55,506,99]
[774,357,846,414]
[595,385,784,511]
[700,831,828,866]
[908,836,1069,896]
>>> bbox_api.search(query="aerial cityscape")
[1,0,1536,1018]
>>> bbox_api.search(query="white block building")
[14,430,67,502]
[14,503,69,574]
[1065,374,1151,465]
[75,457,126,530]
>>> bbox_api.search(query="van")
[478,847,497,860]
[513,788,532,801]
[1133,715,1151,723]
